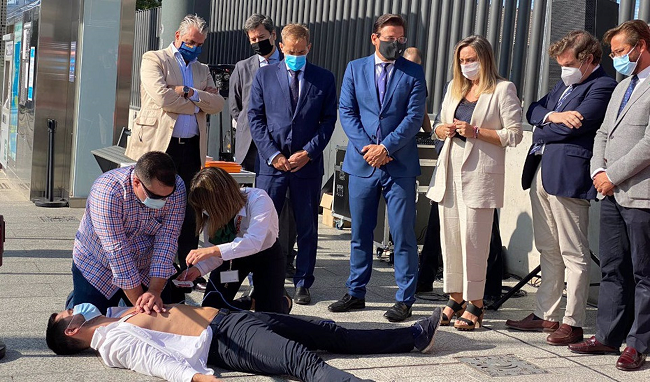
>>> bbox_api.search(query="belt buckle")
[177,137,185,145]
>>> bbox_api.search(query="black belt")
[171,135,199,145]
[210,308,231,329]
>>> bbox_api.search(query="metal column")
[523,0,547,111]
[498,0,516,79]
[511,0,531,96]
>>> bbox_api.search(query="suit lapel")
[274,62,293,114]
[380,58,405,113]
[616,75,650,124]
[164,46,184,85]
[364,56,380,113]
[294,63,314,119]
[471,89,494,131]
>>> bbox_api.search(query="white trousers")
[531,165,591,327]
[439,139,494,301]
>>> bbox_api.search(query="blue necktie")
[289,69,301,113]
[554,85,573,111]
[618,75,639,117]
[377,63,389,106]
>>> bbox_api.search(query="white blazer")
[427,80,523,209]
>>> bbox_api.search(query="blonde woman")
[176,167,290,313]
[427,35,522,330]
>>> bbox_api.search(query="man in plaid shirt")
[71,151,186,314]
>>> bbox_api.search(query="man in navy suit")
[329,14,426,322]
[248,24,337,305]
[506,31,616,344]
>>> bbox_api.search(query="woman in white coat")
[427,35,522,330]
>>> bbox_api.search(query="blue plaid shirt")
[73,166,186,299]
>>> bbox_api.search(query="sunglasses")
[141,181,176,200]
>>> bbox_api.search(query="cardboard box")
[320,193,335,227]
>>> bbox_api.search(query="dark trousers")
[202,241,288,313]
[596,196,650,353]
[279,195,298,269]
[241,144,260,174]
[166,136,202,270]
[256,173,320,288]
[418,205,503,298]
[208,310,414,381]
[70,263,174,315]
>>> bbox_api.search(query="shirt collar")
[374,52,395,66]
[258,47,280,64]
[236,188,249,218]
[634,63,650,82]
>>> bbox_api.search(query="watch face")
[183,86,190,93]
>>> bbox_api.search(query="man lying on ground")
[46,303,442,382]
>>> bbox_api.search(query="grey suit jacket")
[230,55,261,164]
[591,72,650,208]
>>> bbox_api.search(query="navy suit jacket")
[522,66,617,199]
[339,55,426,178]
[248,61,337,178]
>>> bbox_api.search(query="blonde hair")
[450,35,503,100]
[281,23,310,43]
[189,168,247,237]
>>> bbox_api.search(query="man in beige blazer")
[126,14,224,286]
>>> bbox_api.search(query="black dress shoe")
[0,339,6,360]
[294,287,311,305]
[384,302,413,322]
[328,293,365,312]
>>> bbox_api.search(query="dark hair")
[189,167,247,237]
[549,30,603,65]
[133,151,177,188]
[244,13,275,34]
[603,19,650,49]
[373,14,406,34]
[46,313,88,355]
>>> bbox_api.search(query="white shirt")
[195,188,279,276]
[91,319,214,382]
[170,43,201,138]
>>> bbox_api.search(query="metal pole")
[511,0,531,96]
[498,0,517,79]
[640,0,650,22]
[34,119,68,208]
[618,0,636,82]
[424,0,441,112]
[433,0,452,113]
[523,0,547,111]
[462,0,476,39]
[475,0,489,36]
[487,0,502,58]
[449,0,464,54]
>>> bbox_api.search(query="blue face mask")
[285,54,307,71]
[613,45,639,76]
[72,303,102,322]
[178,42,202,62]
[142,197,166,210]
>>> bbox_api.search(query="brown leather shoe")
[616,347,646,371]
[568,336,620,355]
[546,324,583,345]
[505,313,559,332]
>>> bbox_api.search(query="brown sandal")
[441,299,467,326]
[454,303,485,331]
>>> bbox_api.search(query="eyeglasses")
[375,34,407,44]
[609,44,636,59]
[141,181,176,200]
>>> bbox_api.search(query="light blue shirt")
[374,53,395,87]
[170,43,200,139]
[257,47,280,67]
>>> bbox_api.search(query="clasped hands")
[436,119,475,138]
[271,150,310,172]
[362,144,392,168]
[593,171,615,196]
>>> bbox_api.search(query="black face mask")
[378,39,406,61]
[252,38,274,56]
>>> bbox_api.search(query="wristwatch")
[183,86,190,99]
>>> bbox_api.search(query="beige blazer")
[426,80,523,208]
[125,46,225,165]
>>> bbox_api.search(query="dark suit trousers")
[347,170,419,305]
[166,136,201,270]
[256,173,320,289]
[596,196,650,353]
[207,310,414,381]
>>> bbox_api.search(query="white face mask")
[560,61,585,87]
[460,62,480,81]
